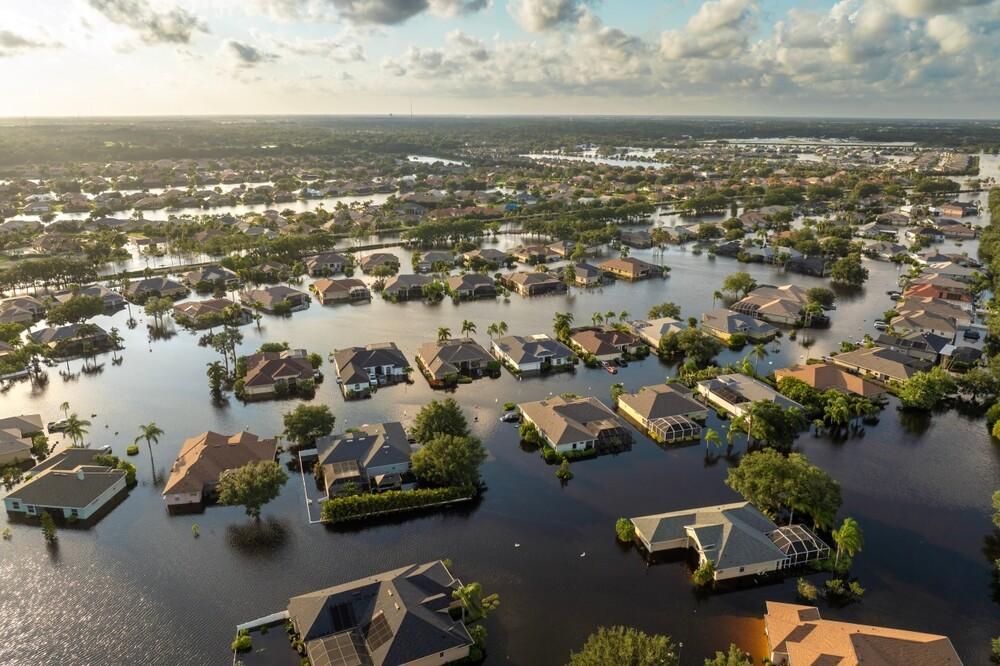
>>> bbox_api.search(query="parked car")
[873,320,887,331]
[887,290,901,300]
[963,329,981,341]
[500,411,521,423]
[601,360,618,375]
[47,419,70,433]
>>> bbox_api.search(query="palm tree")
[437,327,452,342]
[618,310,629,322]
[832,517,864,567]
[712,290,724,307]
[497,321,508,336]
[64,413,91,448]
[136,422,164,484]
[750,343,768,375]
[461,320,477,338]
[605,310,616,323]
[591,312,604,327]
[703,428,721,452]
[486,323,499,339]
[59,402,70,420]
[108,327,124,361]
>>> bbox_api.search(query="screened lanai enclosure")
[648,415,703,443]
[769,525,832,568]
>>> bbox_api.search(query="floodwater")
[1,233,998,665]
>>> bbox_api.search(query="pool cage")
[768,525,832,568]
[648,415,702,443]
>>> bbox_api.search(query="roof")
[519,395,627,446]
[163,431,277,495]
[698,374,804,411]
[775,363,884,398]
[628,317,685,345]
[445,273,494,291]
[334,343,408,385]
[493,334,572,365]
[764,601,963,666]
[173,298,237,318]
[313,278,368,297]
[0,414,44,437]
[504,271,561,287]
[416,338,492,379]
[631,501,789,570]
[317,422,411,472]
[618,384,705,420]
[30,324,109,345]
[599,257,657,275]
[241,285,308,307]
[701,309,777,337]
[8,449,125,509]
[288,561,472,666]
[890,311,957,335]
[0,428,31,460]
[243,351,315,387]
[832,347,932,381]
[569,327,642,356]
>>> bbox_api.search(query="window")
[11,502,20,510]
[71,509,79,518]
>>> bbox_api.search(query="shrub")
[126,444,140,456]
[231,630,252,653]
[615,518,635,543]
[988,403,1000,428]
[541,447,560,464]
[796,577,819,601]
[503,402,516,411]
[320,486,467,523]
[692,560,715,587]
[556,459,574,481]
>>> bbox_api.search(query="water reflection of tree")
[897,409,932,435]
[226,517,290,555]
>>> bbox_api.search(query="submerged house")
[697,373,804,418]
[631,502,830,581]
[3,449,128,522]
[701,309,778,342]
[617,383,707,443]
[502,271,567,296]
[240,285,310,313]
[311,278,371,304]
[568,327,645,361]
[332,342,409,397]
[382,274,432,301]
[491,334,574,373]
[829,346,932,383]
[599,257,659,280]
[239,561,473,666]
[519,395,631,454]
[162,431,278,509]
[312,421,414,496]
[416,338,494,386]
[446,273,496,300]
[241,349,316,397]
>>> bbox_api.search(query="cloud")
[507,0,587,32]
[219,39,279,68]
[330,0,489,24]
[926,14,972,54]
[0,29,61,56]
[256,33,366,61]
[888,0,993,18]
[661,0,756,60]
[87,0,209,44]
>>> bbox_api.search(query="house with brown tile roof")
[415,338,493,385]
[829,347,932,384]
[501,271,567,296]
[599,256,659,280]
[311,278,370,305]
[775,363,885,398]
[568,326,645,361]
[162,431,278,509]
[241,349,316,398]
[240,285,310,313]
[764,601,962,666]
[519,395,631,454]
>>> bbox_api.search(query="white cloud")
[661,0,757,60]
[507,0,587,32]
[889,0,992,18]
[87,0,209,44]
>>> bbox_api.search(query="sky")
[1,0,1000,118]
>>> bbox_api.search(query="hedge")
[320,486,468,523]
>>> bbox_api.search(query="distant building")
[125,276,189,301]
[183,265,239,289]
[162,431,277,509]
[573,262,604,287]
[764,601,962,666]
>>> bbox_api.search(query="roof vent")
[76,468,85,481]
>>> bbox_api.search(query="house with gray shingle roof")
[332,343,409,398]
[631,501,830,581]
[3,449,128,522]
[491,334,573,373]
[519,395,631,454]
[617,383,707,443]
[416,338,494,386]
[312,422,414,495]
[446,273,496,300]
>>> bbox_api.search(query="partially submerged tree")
[217,460,289,520]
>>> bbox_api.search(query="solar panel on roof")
[364,611,394,652]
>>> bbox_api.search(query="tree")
[647,302,681,319]
[45,295,105,325]
[556,458,574,481]
[704,644,753,666]
[411,433,487,491]
[692,560,716,587]
[806,287,835,308]
[993,489,1000,529]
[553,311,574,340]
[461,319,477,337]
[437,326,452,342]
[830,254,869,287]
[144,296,173,329]
[40,511,57,544]
[217,460,288,520]
[658,327,722,367]
[568,626,678,666]
[283,404,336,449]
[135,422,164,483]
[722,271,757,298]
[452,581,500,622]
[749,343,768,375]
[610,382,625,405]
[730,400,805,452]
[832,516,864,567]
[899,367,956,410]
[703,428,721,452]
[410,398,470,443]
[206,360,227,400]
[615,517,635,543]
[63,413,91,448]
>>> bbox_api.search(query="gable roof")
[775,363,884,397]
[493,334,572,365]
[317,422,411,472]
[618,383,704,420]
[519,395,627,446]
[7,449,125,508]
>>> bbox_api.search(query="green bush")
[987,403,1000,428]
[615,517,635,543]
[796,577,819,601]
[556,459,574,481]
[692,560,716,587]
[503,402,516,411]
[320,486,467,523]
[231,630,251,653]
[126,444,140,456]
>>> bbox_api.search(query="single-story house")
[599,257,659,280]
[628,317,686,348]
[462,248,509,267]
[520,395,631,454]
[876,331,950,364]
[631,502,830,581]
[0,295,46,324]
[617,383,707,443]
[183,265,239,289]
[889,310,957,340]
[162,431,278,508]
[303,252,348,276]
[52,285,125,310]
[829,346,932,383]
[172,298,250,327]
[446,273,496,300]
[764,601,962,666]
[311,278,370,304]
[492,334,574,373]
[244,561,473,666]
[0,428,32,466]
[416,250,456,272]
[573,262,604,287]
[502,271,567,296]
[359,252,400,274]
[0,414,44,438]
[510,244,557,264]
[382,274,432,300]
[568,326,645,361]
[697,373,805,418]
[619,230,653,248]
[242,349,316,397]
[125,276,189,301]
[332,342,409,397]
[3,449,128,521]
[416,338,493,384]
[774,363,885,398]
[240,285,310,312]
[701,309,778,342]
[312,421,414,496]
[30,323,110,353]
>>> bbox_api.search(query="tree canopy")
[411,433,487,492]
[567,626,678,666]
[283,404,336,449]
[217,460,289,520]
[410,398,470,443]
